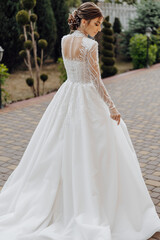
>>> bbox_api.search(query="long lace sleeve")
[87,41,120,116]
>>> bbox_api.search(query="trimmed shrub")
[26,77,34,86]
[40,73,48,94]
[101,16,117,78]
[22,0,36,10]
[34,32,40,40]
[38,39,48,49]
[129,34,157,69]
[19,34,25,42]
[19,50,27,58]
[24,40,32,50]
[101,49,114,58]
[16,0,48,96]
[16,10,29,25]
[113,17,121,34]
[40,73,48,82]
[30,13,37,22]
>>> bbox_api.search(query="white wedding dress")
[0,29,160,240]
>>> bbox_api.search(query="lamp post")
[0,46,4,109]
[145,27,152,68]
[0,46,4,62]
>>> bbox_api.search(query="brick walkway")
[0,64,160,239]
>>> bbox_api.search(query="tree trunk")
[40,49,43,71]
[23,26,33,79]
[29,10,40,96]
[23,25,36,96]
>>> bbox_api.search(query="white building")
[98,2,137,30]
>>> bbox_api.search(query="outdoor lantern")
[145,27,152,68]
[146,27,152,38]
[0,46,4,109]
[0,46,4,62]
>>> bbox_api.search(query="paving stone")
[145,175,160,181]
[7,165,17,170]
[0,156,10,162]
[146,180,160,187]
[153,188,160,193]
[152,198,160,205]
[154,172,160,176]
[151,192,160,198]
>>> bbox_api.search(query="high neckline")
[72,29,88,38]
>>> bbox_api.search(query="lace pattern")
[61,30,119,115]
[87,41,116,111]
[61,30,88,62]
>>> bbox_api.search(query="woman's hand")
[110,108,121,125]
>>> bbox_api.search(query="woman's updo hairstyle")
[68,2,103,31]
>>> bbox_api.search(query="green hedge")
[129,34,157,69]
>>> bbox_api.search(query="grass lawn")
[115,58,133,74]
[4,62,61,103]
[3,58,133,104]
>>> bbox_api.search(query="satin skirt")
[0,79,160,240]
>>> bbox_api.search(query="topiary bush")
[22,0,36,10]
[113,17,122,57]
[24,40,32,50]
[16,0,48,97]
[16,10,29,25]
[113,17,121,34]
[30,13,37,22]
[38,39,48,49]
[34,32,40,40]
[19,50,27,58]
[19,34,25,42]
[40,73,48,94]
[101,16,117,78]
[26,77,34,86]
[129,34,157,69]
[40,73,48,82]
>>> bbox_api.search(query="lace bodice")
[61,29,119,116]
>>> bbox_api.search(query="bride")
[0,2,160,240]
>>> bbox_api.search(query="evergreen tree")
[51,0,69,62]
[67,0,81,7]
[113,17,121,34]
[34,0,57,59]
[0,0,20,72]
[82,0,98,3]
[101,16,117,78]
[109,0,137,4]
[113,17,121,57]
[129,0,160,34]
[120,0,160,60]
